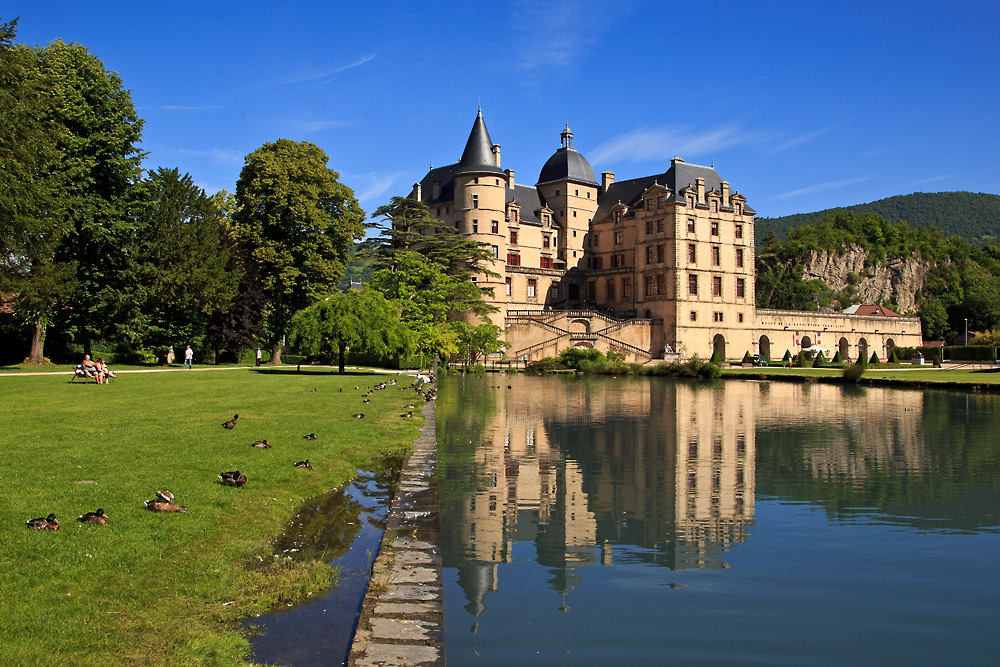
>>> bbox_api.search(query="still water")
[437,375,1000,666]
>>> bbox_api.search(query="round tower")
[537,124,599,270]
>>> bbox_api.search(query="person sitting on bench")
[79,354,102,382]
[98,357,115,383]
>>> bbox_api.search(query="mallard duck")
[222,414,239,429]
[352,413,365,419]
[218,471,247,487]
[26,513,59,530]
[400,411,414,418]
[362,399,371,404]
[144,491,188,513]
[251,439,270,448]
[77,508,109,524]
[404,404,415,409]
[303,433,317,440]
[294,460,313,469]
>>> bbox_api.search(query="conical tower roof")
[455,110,503,176]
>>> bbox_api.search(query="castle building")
[409,111,921,362]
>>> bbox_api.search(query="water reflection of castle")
[442,377,928,619]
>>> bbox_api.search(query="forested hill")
[756,192,1000,246]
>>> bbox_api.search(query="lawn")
[0,368,421,666]
[721,364,1000,385]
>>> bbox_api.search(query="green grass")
[722,365,1000,385]
[0,368,420,666]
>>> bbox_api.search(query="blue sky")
[12,1,999,221]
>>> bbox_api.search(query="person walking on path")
[183,345,194,370]
[255,348,262,367]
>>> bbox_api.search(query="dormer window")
[711,200,718,212]
[687,196,695,208]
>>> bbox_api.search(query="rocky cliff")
[802,245,928,313]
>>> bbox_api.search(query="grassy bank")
[721,365,1000,386]
[0,368,420,666]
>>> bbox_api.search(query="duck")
[144,491,188,513]
[26,513,59,530]
[400,411,414,418]
[362,399,371,404]
[303,433,317,440]
[77,508,109,524]
[251,439,271,448]
[294,460,313,469]
[222,414,239,429]
[404,404,415,409]
[218,471,247,487]
[352,413,365,419]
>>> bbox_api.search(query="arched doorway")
[759,335,771,362]
[801,334,813,349]
[839,337,849,360]
[713,334,726,361]
[857,338,868,363]
[886,338,896,360]
[569,319,590,333]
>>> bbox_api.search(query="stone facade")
[409,112,922,362]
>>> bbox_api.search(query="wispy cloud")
[510,0,629,70]
[906,174,956,187]
[347,171,406,205]
[273,53,378,87]
[769,127,834,152]
[768,177,868,201]
[589,123,760,165]
[177,148,244,166]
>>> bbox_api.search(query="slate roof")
[593,160,756,221]
[455,110,503,177]
[843,304,901,317]
[506,184,554,226]
[537,147,598,186]
[413,163,459,206]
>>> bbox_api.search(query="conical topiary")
[869,351,880,364]
[742,351,753,364]
[814,351,827,367]
[796,352,811,367]
[710,349,722,364]
[782,349,792,361]
[832,350,843,364]
[889,348,899,364]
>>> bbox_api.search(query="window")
[573,210,577,217]
[687,218,696,233]
[657,245,664,263]
[592,232,599,246]
[473,220,478,233]
[492,245,498,259]
[491,220,499,234]
[540,257,552,269]
[688,243,696,263]
[735,224,743,239]
[505,277,511,296]
[527,279,536,298]
[455,221,460,229]
[735,203,742,215]
[711,221,720,236]
[575,189,579,196]
[738,313,744,323]
[615,231,623,244]
[690,311,697,322]
[593,256,603,270]
[657,273,666,296]
[472,194,479,209]
[658,196,664,209]
[644,275,655,297]
[688,274,698,295]
[712,246,720,266]
[657,219,664,233]
[646,246,655,264]
[551,282,559,299]
[587,281,596,299]
[623,278,632,299]
[510,231,518,245]
[587,191,591,198]
[606,279,616,302]
[613,254,625,268]
[736,278,745,298]
[646,220,654,235]
[445,207,449,214]
[711,200,718,212]
[543,236,550,248]
[507,253,520,266]
[555,190,560,196]
[736,248,744,268]
[712,276,722,297]
[687,196,695,208]
[713,312,723,322]
[572,230,577,236]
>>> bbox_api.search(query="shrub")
[832,350,843,364]
[796,353,812,368]
[842,362,866,383]
[526,357,560,373]
[709,349,722,364]
[741,351,753,364]
[869,351,880,364]
[889,348,899,363]
[782,349,792,362]
[813,351,828,367]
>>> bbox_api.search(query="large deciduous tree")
[288,289,411,373]
[233,139,365,364]
[369,197,501,361]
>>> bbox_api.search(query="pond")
[436,375,1000,666]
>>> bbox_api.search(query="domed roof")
[537,124,598,186]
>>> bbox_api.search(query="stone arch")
[574,341,593,350]
[839,337,850,360]
[569,319,590,333]
[759,335,771,362]
[857,338,868,363]
[886,338,896,359]
[713,334,726,361]
[801,334,813,349]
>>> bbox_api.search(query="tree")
[288,289,411,373]
[369,197,502,360]
[0,19,77,362]
[454,321,510,366]
[233,139,365,364]
[124,168,240,355]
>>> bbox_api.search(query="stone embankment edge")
[348,399,444,666]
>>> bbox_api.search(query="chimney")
[602,171,615,193]
[505,169,515,188]
[432,180,441,199]
[696,177,705,202]
[721,181,729,202]
[413,182,422,201]
[492,144,501,167]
